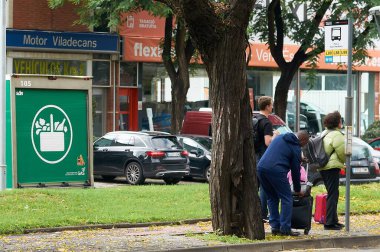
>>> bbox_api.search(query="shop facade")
[7,1,380,138]
[7,0,122,139]
[120,12,380,136]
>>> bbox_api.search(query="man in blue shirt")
[257,131,309,236]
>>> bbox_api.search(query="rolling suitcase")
[314,193,327,224]
[291,195,313,235]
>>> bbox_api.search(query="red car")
[181,110,292,136]
[368,137,380,151]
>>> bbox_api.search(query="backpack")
[302,131,332,168]
[252,114,266,152]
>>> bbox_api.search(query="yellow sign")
[13,59,86,76]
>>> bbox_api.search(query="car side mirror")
[190,149,204,157]
[190,149,198,155]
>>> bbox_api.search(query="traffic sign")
[324,20,349,63]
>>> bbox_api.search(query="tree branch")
[177,0,221,53]
[162,14,177,82]
[305,46,324,60]
[185,36,195,63]
[228,0,255,28]
[175,19,189,76]
[268,0,287,68]
[300,0,332,50]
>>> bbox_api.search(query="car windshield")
[352,138,372,160]
[274,125,292,134]
[287,101,326,113]
[151,136,182,149]
[352,144,371,160]
[193,137,212,150]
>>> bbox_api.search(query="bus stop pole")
[0,0,7,190]
[345,17,353,232]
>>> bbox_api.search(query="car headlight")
[206,154,212,160]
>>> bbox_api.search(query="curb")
[23,219,380,252]
[159,235,380,252]
[23,218,211,234]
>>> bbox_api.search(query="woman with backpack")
[319,111,345,230]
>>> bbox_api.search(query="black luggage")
[291,195,313,235]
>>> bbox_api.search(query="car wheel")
[102,175,116,181]
[125,162,145,185]
[163,178,181,185]
[205,166,211,182]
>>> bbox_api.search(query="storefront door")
[119,88,138,131]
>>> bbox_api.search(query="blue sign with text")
[7,29,119,53]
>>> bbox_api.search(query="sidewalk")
[1,214,380,251]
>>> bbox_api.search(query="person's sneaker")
[280,230,300,236]
[271,228,281,235]
[324,224,344,230]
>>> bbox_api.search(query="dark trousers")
[256,153,268,219]
[258,170,293,233]
[319,168,340,226]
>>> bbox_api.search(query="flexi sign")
[123,36,163,62]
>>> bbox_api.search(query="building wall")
[13,0,87,32]
[10,0,120,138]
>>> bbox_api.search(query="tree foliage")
[48,0,170,30]
[362,120,380,142]
[250,0,379,120]
[49,0,195,134]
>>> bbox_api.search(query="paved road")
[3,214,380,252]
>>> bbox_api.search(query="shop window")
[119,114,129,130]
[246,69,275,98]
[120,62,137,86]
[120,95,129,111]
[289,74,322,91]
[300,75,322,90]
[93,61,110,86]
[93,89,106,138]
[325,75,347,90]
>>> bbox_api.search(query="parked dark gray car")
[308,137,380,185]
[177,135,212,182]
[93,131,190,185]
[287,101,327,135]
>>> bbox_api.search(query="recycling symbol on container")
[31,105,73,164]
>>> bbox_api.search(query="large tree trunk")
[206,35,264,240]
[168,0,263,239]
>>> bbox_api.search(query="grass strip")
[0,182,379,234]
